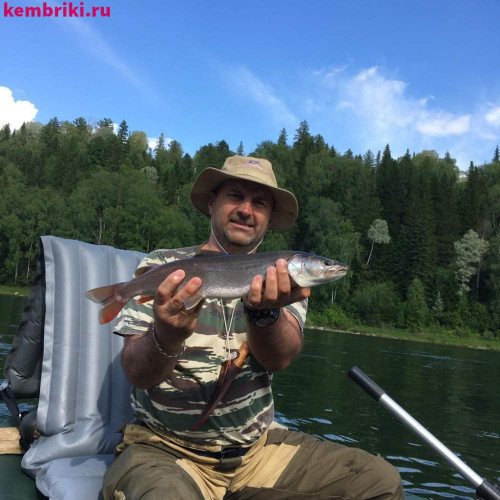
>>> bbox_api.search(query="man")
[103,156,403,499]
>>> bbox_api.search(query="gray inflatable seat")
[17,236,144,499]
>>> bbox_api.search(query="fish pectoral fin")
[137,295,155,304]
[183,292,204,310]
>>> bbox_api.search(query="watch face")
[256,317,274,327]
[245,305,280,327]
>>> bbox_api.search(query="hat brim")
[190,168,298,230]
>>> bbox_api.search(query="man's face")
[208,179,275,253]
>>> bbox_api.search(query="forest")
[1,117,499,338]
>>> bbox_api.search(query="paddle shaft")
[348,366,500,500]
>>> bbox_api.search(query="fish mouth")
[331,265,348,279]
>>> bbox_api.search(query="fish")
[85,250,348,324]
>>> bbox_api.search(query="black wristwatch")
[244,304,281,327]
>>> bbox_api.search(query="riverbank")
[2,286,498,351]
[0,285,29,297]
[306,322,500,351]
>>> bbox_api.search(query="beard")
[211,217,266,252]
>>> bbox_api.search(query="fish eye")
[323,260,332,266]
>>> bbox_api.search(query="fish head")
[287,253,348,287]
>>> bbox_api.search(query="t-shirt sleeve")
[284,298,308,331]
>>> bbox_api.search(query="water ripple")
[398,467,422,473]
[411,457,439,466]
[324,433,358,443]
[476,431,499,439]
[387,455,412,462]
[310,417,332,424]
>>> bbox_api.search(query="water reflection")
[273,330,500,499]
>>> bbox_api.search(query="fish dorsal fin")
[135,264,160,277]
[193,250,224,258]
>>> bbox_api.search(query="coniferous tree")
[156,133,166,153]
[363,150,375,168]
[117,120,130,161]
[97,118,113,130]
[0,124,11,142]
[277,128,287,145]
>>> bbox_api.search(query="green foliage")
[366,219,390,266]
[349,282,401,326]
[460,300,490,332]
[404,278,427,331]
[307,304,354,330]
[1,116,500,338]
[454,229,488,296]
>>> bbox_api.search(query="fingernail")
[173,270,184,280]
[277,259,286,267]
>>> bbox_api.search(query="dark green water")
[1,294,499,499]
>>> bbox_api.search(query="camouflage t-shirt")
[114,246,308,450]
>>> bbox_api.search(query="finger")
[276,259,291,295]
[169,277,202,313]
[155,269,185,304]
[247,274,264,308]
[263,266,278,304]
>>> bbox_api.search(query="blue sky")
[1,0,499,169]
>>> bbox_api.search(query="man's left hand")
[245,259,310,310]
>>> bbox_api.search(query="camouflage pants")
[102,424,404,500]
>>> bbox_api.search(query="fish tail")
[85,283,127,324]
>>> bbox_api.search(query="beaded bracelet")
[151,322,186,358]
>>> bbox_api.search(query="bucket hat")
[190,155,298,230]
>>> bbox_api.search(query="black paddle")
[348,366,500,500]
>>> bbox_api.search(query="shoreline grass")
[305,321,500,351]
[0,285,29,297]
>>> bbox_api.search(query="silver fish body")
[85,250,348,324]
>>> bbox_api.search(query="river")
[1,294,499,499]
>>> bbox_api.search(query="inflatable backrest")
[19,236,145,477]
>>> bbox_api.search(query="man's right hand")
[121,270,204,388]
[152,269,204,347]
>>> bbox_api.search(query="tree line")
[1,117,500,337]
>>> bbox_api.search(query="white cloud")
[416,113,471,136]
[226,66,298,127]
[148,136,173,152]
[148,137,158,151]
[0,86,38,130]
[334,67,470,138]
[305,66,499,168]
[485,106,500,127]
